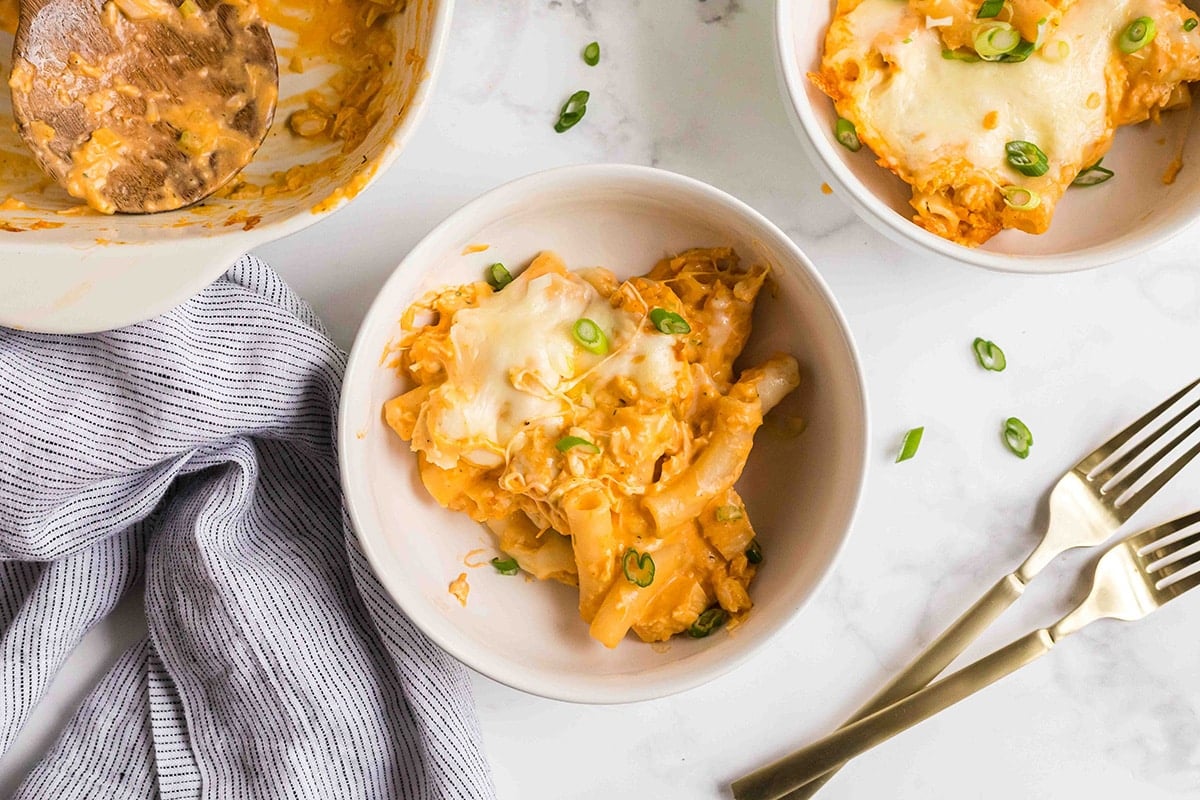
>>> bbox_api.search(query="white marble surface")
[5,1,1200,798]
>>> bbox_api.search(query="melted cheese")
[843,0,1116,181]
[420,270,685,470]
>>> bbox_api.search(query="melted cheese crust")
[816,0,1200,245]
[384,249,800,648]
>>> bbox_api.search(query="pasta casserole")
[813,0,1200,246]
[383,248,799,648]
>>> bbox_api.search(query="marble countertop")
[4,1,1200,798]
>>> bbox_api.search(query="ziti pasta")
[383,248,799,648]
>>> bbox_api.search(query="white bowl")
[775,0,1200,273]
[0,0,453,333]
[339,164,869,703]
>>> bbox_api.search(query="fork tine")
[1113,434,1200,517]
[1155,545,1200,578]
[1075,377,1200,476]
[1157,570,1200,602]
[1144,528,1200,569]
[1128,509,1200,553]
[1091,396,1200,486]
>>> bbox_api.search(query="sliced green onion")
[1001,186,1041,211]
[1005,140,1050,177]
[177,129,203,155]
[1033,16,1050,48]
[572,318,609,355]
[622,548,655,588]
[554,90,590,133]
[997,38,1035,62]
[1118,16,1157,53]
[974,22,1021,59]
[486,263,513,290]
[688,607,728,638]
[745,539,763,565]
[1072,160,1114,187]
[715,504,744,522]
[834,117,861,152]
[1003,417,1033,458]
[179,0,201,17]
[972,338,1007,372]
[556,435,600,454]
[491,557,519,576]
[977,0,1005,18]
[648,307,691,334]
[1186,17,1198,32]
[896,426,924,463]
[1040,38,1071,62]
[943,48,982,62]
[583,41,600,66]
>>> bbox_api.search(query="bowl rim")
[772,0,1200,275]
[0,0,456,333]
[338,162,871,704]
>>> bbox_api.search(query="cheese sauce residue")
[448,573,470,607]
[0,0,411,213]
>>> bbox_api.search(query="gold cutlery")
[732,509,1200,798]
[733,377,1200,800]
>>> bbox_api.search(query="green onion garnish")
[715,504,743,522]
[1001,186,1041,211]
[997,38,1035,62]
[554,90,590,133]
[977,0,1005,18]
[648,308,691,334]
[556,435,600,454]
[943,48,982,62]
[1005,140,1050,178]
[572,318,609,355]
[1186,17,1198,31]
[745,539,763,565]
[972,338,1007,372]
[491,557,519,576]
[688,607,728,638]
[896,426,924,463]
[1003,417,1033,458]
[1033,16,1050,48]
[1119,16,1157,53]
[583,41,600,66]
[974,22,1022,59]
[834,117,861,152]
[1072,160,1114,187]
[486,263,513,290]
[622,548,655,588]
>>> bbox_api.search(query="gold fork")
[732,377,1200,800]
[731,509,1200,797]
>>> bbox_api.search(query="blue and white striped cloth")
[0,256,495,799]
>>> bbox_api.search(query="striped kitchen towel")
[0,255,496,799]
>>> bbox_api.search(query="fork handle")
[733,572,1027,800]
[731,629,1055,800]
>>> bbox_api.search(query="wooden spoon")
[9,0,277,213]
